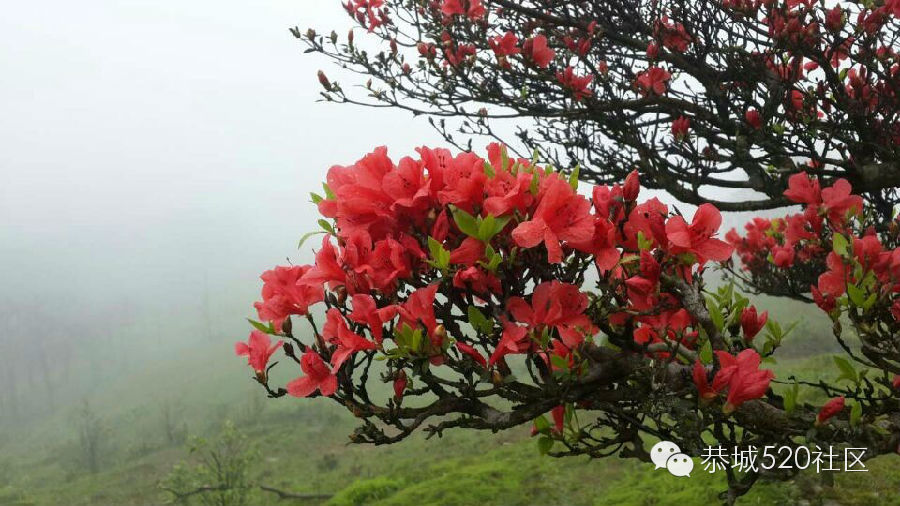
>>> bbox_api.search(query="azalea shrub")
[237,144,900,502]
[297,0,900,217]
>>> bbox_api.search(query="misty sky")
[0,1,447,334]
[0,1,759,350]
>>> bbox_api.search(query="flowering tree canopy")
[238,144,900,503]
[295,0,900,218]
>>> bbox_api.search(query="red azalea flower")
[655,16,692,52]
[449,237,485,266]
[783,172,821,205]
[724,366,774,412]
[556,66,594,100]
[456,342,487,368]
[569,218,620,271]
[716,349,774,412]
[506,281,596,347]
[235,330,283,373]
[591,184,625,221]
[286,350,338,398]
[816,396,845,425]
[671,116,690,141]
[635,66,671,96]
[623,198,669,249]
[398,284,440,337]
[483,168,535,216]
[825,6,844,32]
[523,35,555,68]
[345,0,385,32]
[745,109,762,129]
[433,149,488,213]
[740,306,768,341]
[441,0,485,19]
[302,236,348,291]
[489,322,532,366]
[254,265,324,332]
[693,350,772,408]
[665,203,734,264]
[812,285,837,313]
[325,310,378,370]
[511,175,594,263]
[489,31,520,57]
[821,179,863,224]
[318,147,398,240]
[625,275,657,311]
[383,155,433,215]
[692,360,720,401]
[817,251,847,297]
[892,374,900,390]
[347,294,398,344]
[623,170,640,202]
[772,245,795,267]
[443,42,476,67]
[453,266,501,296]
[393,370,407,399]
[551,405,565,433]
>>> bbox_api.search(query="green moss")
[328,476,405,506]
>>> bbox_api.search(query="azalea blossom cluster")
[728,172,900,386]
[238,143,792,436]
[299,0,900,222]
[728,172,900,326]
[236,144,900,503]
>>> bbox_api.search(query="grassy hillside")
[2,345,899,506]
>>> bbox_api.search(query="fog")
[0,1,444,424]
[0,0,755,432]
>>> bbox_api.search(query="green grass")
[3,345,900,506]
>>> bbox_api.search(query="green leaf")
[427,237,450,270]
[833,355,858,384]
[318,219,335,235]
[297,230,326,249]
[247,318,275,334]
[699,339,713,365]
[410,328,424,353]
[467,306,493,334]
[451,207,480,238]
[709,305,724,332]
[483,160,495,178]
[529,173,540,196]
[568,164,580,190]
[537,436,554,455]
[322,183,336,200]
[533,415,550,434]
[833,233,849,257]
[310,192,324,204]
[478,214,495,241]
[849,400,862,427]
[636,231,653,251]
[784,382,799,414]
[550,355,570,371]
[847,284,866,307]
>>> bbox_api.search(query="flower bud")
[393,370,408,399]
[816,396,845,425]
[318,70,332,91]
[623,170,640,201]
